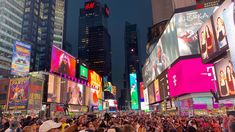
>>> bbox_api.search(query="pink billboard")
[168,58,216,97]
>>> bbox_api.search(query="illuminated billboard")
[175,7,215,56]
[142,88,149,110]
[28,77,44,110]
[80,65,88,80]
[11,41,31,76]
[168,58,216,97]
[50,45,76,77]
[140,82,144,102]
[130,73,139,110]
[214,54,235,98]
[148,82,155,104]
[67,80,84,105]
[8,77,30,110]
[47,74,62,103]
[154,79,160,102]
[157,70,169,101]
[198,0,232,63]
[90,88,99,106]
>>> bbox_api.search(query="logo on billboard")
[85,2,95,10]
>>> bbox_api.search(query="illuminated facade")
[78,0,111,79]
[0,0,25,77]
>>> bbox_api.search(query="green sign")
[130,73,139,110]
[80,65,88,79]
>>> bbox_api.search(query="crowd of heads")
[1,111,235,132]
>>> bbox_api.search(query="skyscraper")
[123,22,141,109]
[22,0,65,71]
[0,0,25,77]
[78,0,111,79]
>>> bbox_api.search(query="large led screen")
[88,70,102,106]
[148,82,155,104]
[80,65,88,80]
[168,58,215,97]
[215,54,235,98]
[143,88,149,110]
[47,74,62,103]
[157,70,169,101]
[130,73,139,110]
[11,41,31,76]
[175,7,215,56]
[90,88,99,106]
[28,77,44,110]
[67,80,84,105]
[140,82,144,102]
[154,79,160,102]
[142,58,155,87]
[8,77,30,110]
[50,45,76,77]
[0,79,9,105]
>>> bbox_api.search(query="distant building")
[78,0,111,79]
[0,0,25,77]
[123,22,141,110]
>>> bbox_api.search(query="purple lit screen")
[168,58,216,97]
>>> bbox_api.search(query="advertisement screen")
[67,80,84,105]
[140,82,144,102]
[80,65,88,80]
[8,77,30,110]
[47,74,62,103]
[90,88,99,106]
[148,82,155,104]
[215,54,235,98]
[154,79,160,102]
[168,58,215,97]
[0,79,9,105]
[157,70,169,101]
[142,58,155,87]
[224,2,235,74]
[143,88,149,110]
[28,77,44,110]
[50,45,76,77]
[175,7,215,56]
[88,70,102,106]
[11,41,31,76]
[130,73,139,110]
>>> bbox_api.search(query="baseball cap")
[39,120,62,132]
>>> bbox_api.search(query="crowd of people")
[0,111,235,132]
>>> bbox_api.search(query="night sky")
[65,0,152,96]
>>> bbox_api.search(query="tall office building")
[78,0,111,79]
[123,22,141,109]
[0,0,25,77]
[22,0,65,71]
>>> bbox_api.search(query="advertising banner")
[143,88,149,110]
[11,41,31,76]
[154,79,160,102]
[47,74,62,103]
[0,79,9,105]
[130,73,139,110]
[80,65,88,80]
[148,82,155,104]
[157,70,169,101]
[175,7,215,56]
[168,58,215,97]
[90,88,99,106]
[67,80,83,105]
[214,54,235,98]
[50,45,76,77]
[8,77,30,110]
[28,77,44,111]
[140,82,144,102]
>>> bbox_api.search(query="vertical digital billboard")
[175,7,215,56]
[11,41,31,76]
[90,88,99,106]
[130,73,139,110]
[47,74,62,103]
[140,82,144,102]
[214,54,235,98]
[80,65,88,80]
[28,77,44,111]
[154,79,160,102]
[8,77,30,110]
[67,80,84,105]
[142,88,149,110]
[168,58,216,97]
[148,82,155,104]
[50,45,76,77]
[157,70,169,101]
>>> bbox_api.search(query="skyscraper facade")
[0,0,25,77]
[78,0,111,79]
[22,0,65,71]
[123,22,141,109]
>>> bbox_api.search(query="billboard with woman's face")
[215,54,235,98]
[67,81,83,105]
[50,45,76,77]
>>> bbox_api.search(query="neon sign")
[105,7,109,16]
[85,2,95,10]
